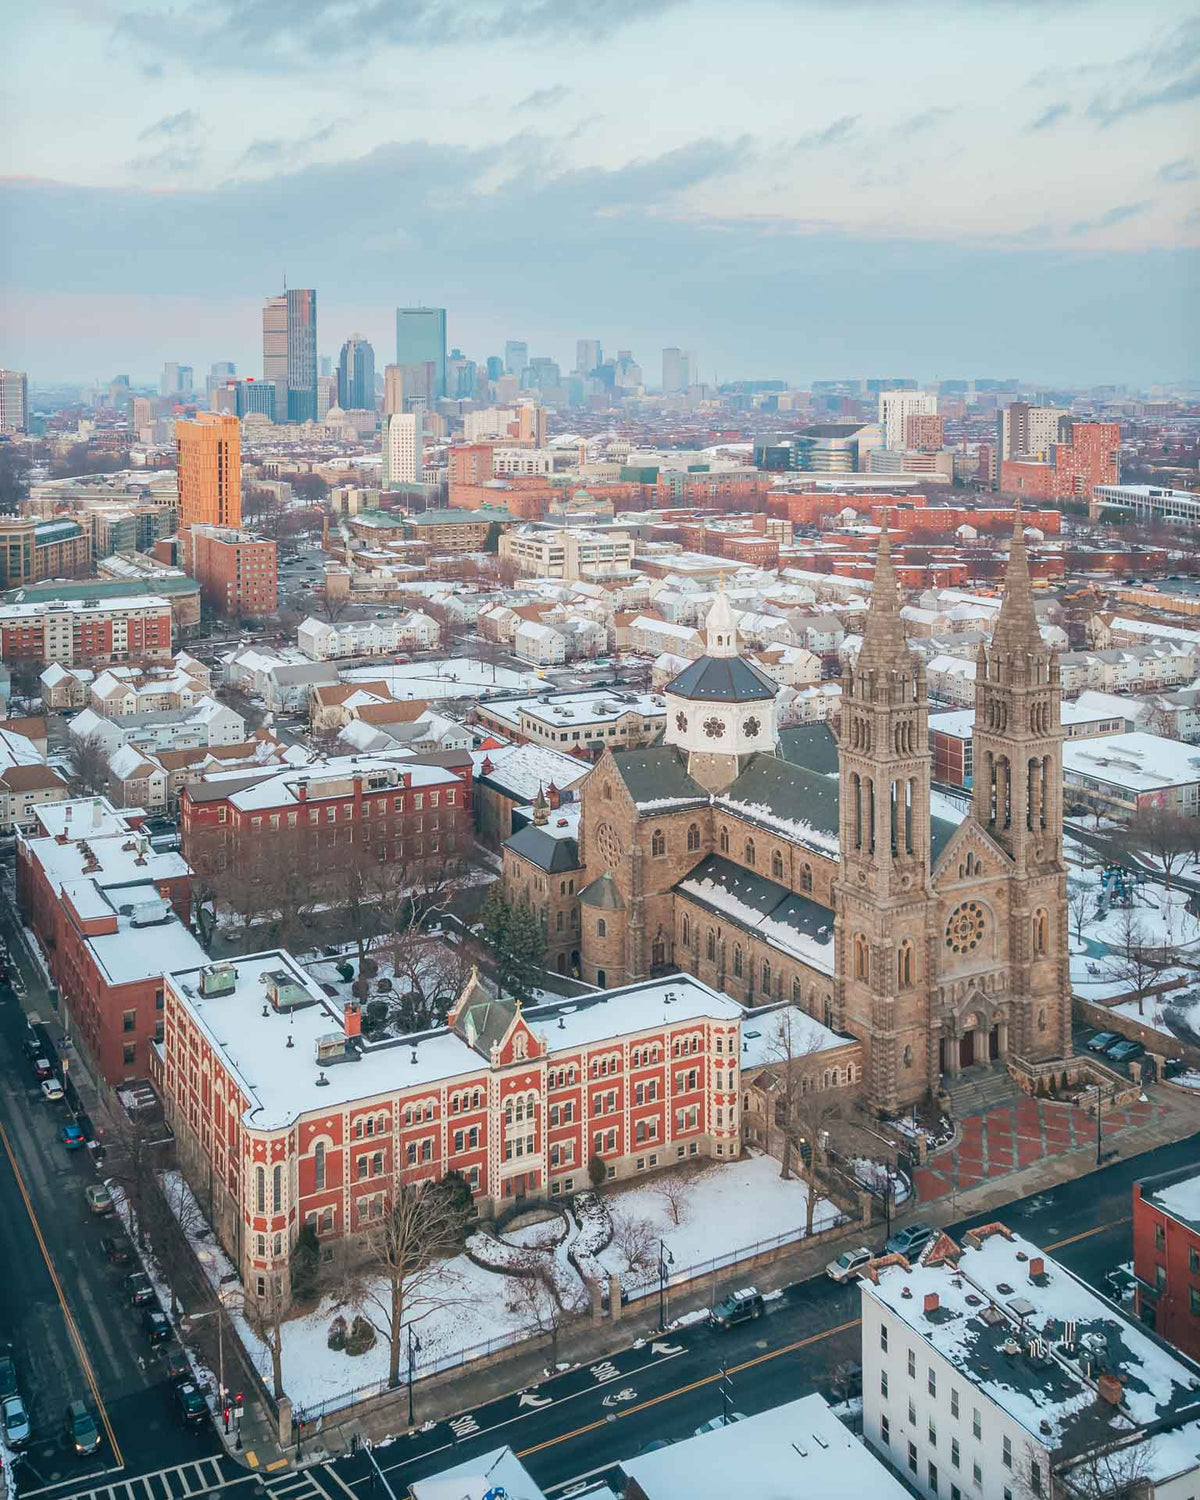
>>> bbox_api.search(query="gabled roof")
[778,725,839,777]
[609,746,708,810]
[504,822,581,873]
[718,753,840,856]
[676,854,835,974]
[666,653,776,703]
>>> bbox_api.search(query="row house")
[162,957,744,1310]
[0,594,173,667]
[90,661,208,718]
[627,616,704,660]
[297,611,440,662]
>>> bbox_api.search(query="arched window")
[706,929,716,961]
[793,976,803,1002]
[255,1165,265,1214]
[898,939,914,989]
[603,782,612,800]
[515,1097,525,1123]
[682,914,691,947]
[719,826,729,853]
[687,823,700,852]
[651,828,666,856]
[1033,909,1048,955]
[772,850,784,879]
[801,863,813,892]
[597,918,607,938]
[314,1141,326,1191]
[761,960,771,993]
[853,933,869,981]
[744,839,756,867]
[272,1165,282,1214]
[733,945,743,978]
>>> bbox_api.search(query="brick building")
[999,421,1120,501]
[1133,1165,1200,1361]
[179,525,278,619]
[16,798,201,1084]
[403,507,516,553]
[176,412,242,529]
[903,412,945,450]
[0,594,174,666]
[0,516,90,589]
[162,957,744,1309]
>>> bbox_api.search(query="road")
[0,891,224,1500]
[314,1133,1195,1500]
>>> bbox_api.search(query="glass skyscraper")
[395,307,446,399]
[263,289,318,424]
[337,335,376,410]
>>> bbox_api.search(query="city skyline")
[2,0,1197,383]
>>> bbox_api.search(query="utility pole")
[658,1239,674,1331]
[407,1325,422,1429]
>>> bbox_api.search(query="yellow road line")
[517,1316,863,1459]
[1045,1216,1131,1251]
[0,1118,123,1467]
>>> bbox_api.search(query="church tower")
[835,524,935,1113]
[970,510,1069,1060]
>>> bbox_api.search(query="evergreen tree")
[480,882,511,972]
[505,897,546,1007]
[290,1224,321,1301]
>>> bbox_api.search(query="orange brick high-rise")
[176,412,241,529]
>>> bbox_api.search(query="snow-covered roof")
[1063,732,1200,792]
[481,688,668,732]
[471,743,590,800]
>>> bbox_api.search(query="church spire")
[704,574,739,658]
[991,503,1041,652]
[857,518,907,669]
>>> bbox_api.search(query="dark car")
[886,1223,938,1258]
[710,1287,765,1329]
[100,1236,132,1267]
[174,1381,208,1428]
[0,1352,17,1401]
[1087,1031,1120,1053]
[60,1121,86,1150]
[125,1271,155,1306]
[63,1399,101,1456]
[164,1347,191,1385]
[1107,1038,1145,1064]
[21,1032,40,1064]
[31,1054,54,1081]
[142,1308,171,1346]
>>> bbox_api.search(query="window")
[1191,1287,1200,1315]
[772,849,784,879]
[908,1441,917,1475]
[853,933,869,981]
[881,1371,888,1399]
[122,1009,137,1033]
[123,1042,136,1064]
[898,940,914,989]
[1002,1435,1012,1469]
[950,1388,959,1420]
[972,1408,981,1441]
[928,1462,938,1494]
[951,1437,960,1470]
[1155,1223,1166,1250]
[1156,1263,1167,1289]
[908,1399,916,1427]
[928,1367,936,1398]
[314,1141,325,1190]
[907,1349,916,1379]
[880,1415,890,1447]
[1030,1461,1042,1495]
[732,946,742,978]
[973,1461,982,1487]
[929,1419,937,1447]
[880,1322,888,1353]
[255,1165,265,1214]
[1190,1247,1199,1274]
[687,823,700,852]
[651,828,665,856]
[597,919,606,938]
[744,839,755,867]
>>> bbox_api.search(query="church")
[505,516,1071,1116]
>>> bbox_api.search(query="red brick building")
[179,525,278,620]
[0,594,173,666]
[16,798,201,1084]
[161,957,743,1308]
[1000,421,1120,502]
[904,413,945,450]
[1133,1165,1200,1361]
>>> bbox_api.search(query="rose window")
[744,716,761,738]
[595,822,622,865]
[945,902,986,954]
[675,712,688,733]
[703,717,726,739]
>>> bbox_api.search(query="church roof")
[610,746,709,811]
[666,653,777,703]
[504,823,581,873]
[455,997,516,1058]
[778,725,839,777]
[579,873,626,909]
[719,753,841,856]
[676,854,836,974]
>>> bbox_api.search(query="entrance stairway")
[946,1062,1020,1119]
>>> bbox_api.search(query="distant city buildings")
[175,412,242,529]
[179,525,277,620]
[159,362,193,398]
[337,334,375,411]
[878,388,936,449]
[383,363,405,415]
[504,339,528,377]
[1000,420,1119,501]
[396,306,446,399]
[381,411,424,488]
[0,368,28,434]
[996,401,1068,463]
[263,288,318,423]
[575,339,601,375]
[661,346,694,393]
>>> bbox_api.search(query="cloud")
[895,107,957,139]
[514,85,570,113]
[138,109,200,141]
[795,115,859,149]
[1086,18,1200,125]
[116,0,682,72]
[234,119,348,171]
[1028,102,1070,132]
[1159,158,1198,184]
[1088,70,1200,126]
[1068,200,1154,235]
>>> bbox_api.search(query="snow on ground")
[342,659,540,701]
[1170,1069,1200,1090]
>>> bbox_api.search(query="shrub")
[291,1224,320,1301]
[364,999,390,1031]
[345,1315,377,1355]
[327,1315,347,1351]
[360,956,379,980]
[588,1153,607,1192]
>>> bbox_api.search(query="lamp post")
[407,1325,422,1429]
[658,1239,674,1332]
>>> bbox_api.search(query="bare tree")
[248,1272,287,1401]
[501,1238,581,1374]
[608,1211,657,1279]
[1067,883,1095,946]
[1117,803,1195,890]
[1026,1434,1153,1500]
[67,732,112,796]
[1103,908,1173,1016]
[768,1006,847,1236]
[655,1173,690,1228]
[355,1183,469,1390]
[319,591,351,624]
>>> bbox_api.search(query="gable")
[931,815,1012,887]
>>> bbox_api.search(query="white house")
[513,620,568,665]
[297,611,440,661]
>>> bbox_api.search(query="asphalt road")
[0,898,223,1500]
[319,1132,1198,1499]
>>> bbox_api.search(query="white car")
[41,1077,64,1102]
[826,1246,874,1283]
[2,1394,30,1448]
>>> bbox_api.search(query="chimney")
[92,799,102,828]
[344,1001,361,1039]
[1097,1373,1123,1407]
[481,754,494,777]
[1029,1256,1045,1279]
[547,780,561,810]
[296,776,308,803]
[924,1292,940,1315]
[65,805,73,823]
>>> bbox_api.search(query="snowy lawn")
[341,659,540,701]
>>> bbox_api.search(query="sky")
[1,0,1197,387]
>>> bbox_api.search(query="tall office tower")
[176,412,241,529]
[878,389,936,450]
[160,362,186,397]
[319,355,333,377]
[575,339,602,376]
[316,375,338,420]
[206,361,236,409]
[395,362,436,409]
[613,351,642,389]
[107,375,132,413]
[0,369,28,434]
[662,346,692,393]
[383,364,405,415]
[517,405,547,446]
[131,396,156,437]
[396,307,447,399]
[524,357,560,391]
[263,288,318,424]
[337,334,376,410]
[997,402,1069,463]
[486,355,505,382]
[446,349,477,400]
[381,413,424,489]
[504,340,528,377]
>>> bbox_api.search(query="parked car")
[41,1076,65,1102]
[99,1236,132,1266]
[63,1399,101,1456]
[174,1381,208,1428]
[1107,1038,1146,1064]
[85,1184,114,1216]
[886,1223,937,1259]
[125,1272,154,1306]
[826,1246,874,1284]
[21,1033,41,1064]
[32,1055,54,1082]
[694,1413,748,1436]
[59,1121,86,1149]
[142,1308,171,1345]
[164,1347,191,1385]
[1087,1031,1120,1053]
[0,1352,17,1401]
[709,1287,765,1329]
[3,1394,30,1448]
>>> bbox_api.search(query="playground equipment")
[1095,862,1147,918]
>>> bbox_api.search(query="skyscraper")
[0,369,28,434]
[383,365,405,416]
[160,362,193,397]
[337,335,376,410]
[381,413,424,489]
[176,412,241,529]
[486,355,504,382]
[575,339,601,376]
[396,308,446,399]
[662,347,692,393]
[878,389,936,450]
[504,340,528,378]
[206,361,236,410]
[263,289,318,424]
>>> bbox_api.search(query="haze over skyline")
[2,0,1197,384]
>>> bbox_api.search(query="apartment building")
[474,689,668,754]
[179,525,278,620]
[0,516,90,589]
[0,595,173,666]
[500,526,636,580]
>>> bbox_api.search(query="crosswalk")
[261,1468,349,1500]
[63,1457,231,1500]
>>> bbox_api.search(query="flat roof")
[480,688,667,731]
[1063,731,1200,792]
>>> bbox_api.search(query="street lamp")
[407,1325,422,1429]
[658,1239,674,1332]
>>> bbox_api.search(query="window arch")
[792,976,803,1003]
[761,959,771,994]
[597,918,607,938]
[706,929,716,961]
[313,1140,326,1191]
[732,945,743,978]
[1033,909,1049,955]
[272,1164,282,1214]
[687,823,700,852]
[898,939,914,989]
[682,913,691,947]
[651,828,666,857]
[853,933,869,981]
[744,839,756,867]
[719,826,729,853]
[255,1165,265,1214]
[801,863,813,893]
[772,849,784,879]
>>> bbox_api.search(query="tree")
[290,1224,321,1302]
[1117,803,1195,891]
[1034,1434,1153,1500]
[292,473,329,505]
[319,590,351,624]
[356,1183,469,1390]
[588,1153,607,1192]
[768,1005,847,1236]
[67,732,112,796]
[1102,908,1173,1016]
[655,1172,690,1227]
[609,1211,656,1279]
[0,446,32,513]
[8,656,44,704]
[502,1234,581,1373]
[483,522,501,554]
[1067,883,1095,946]
[480,887,545,1006]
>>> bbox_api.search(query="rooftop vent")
[200,962,237,998]
[315,1071,329,1087]
[316,1033,346,1064]
[266,970,311,1012]
[130,898,172,928]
